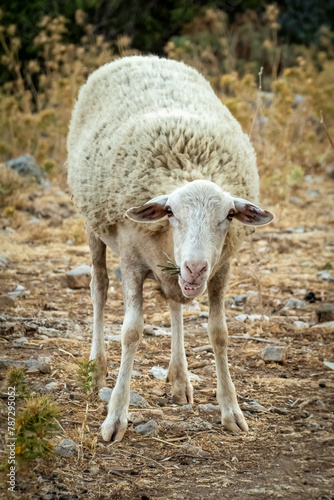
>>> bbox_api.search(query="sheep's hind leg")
[208,264,248,433]
[167,300,193,404]
[88,226,109,389]
[101,264,144,442]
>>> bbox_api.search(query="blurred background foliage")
[0,0,333,202]
[1,0,334,87]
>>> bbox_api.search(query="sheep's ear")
[233,197,275,226]
[126,195,169,223]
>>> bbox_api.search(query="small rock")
[289,196,302,205]
[134,419,158,436]
[193,345,213,353]
[99,387,112,402]
[180,404,193,411]
[294,321,309,329]
[8,284,29,298]
[45,381,66,391]
[66,265,91,289]
[283,297,304,310]
[129,391,150,408]
[316,270,334,282]
[244,401,268,412]
[150,366,168,380]
[114,267,122,281]
[188,371,202,382]
[323,361,334,370]
[269,407,289,415]
[6,154,46,183]
[55,439,78,457]
[307,189,320,197]
[181,421,212,431]
[13,337,27,343]
[261,346,286,363]
[107,334,121,341]
[26,366,40,374]
[236,314,269,322]
[316,304,334,323]
[182,443,210,457]
[144,326,171,337]
[98,387,149,408]
[233,294,248,305]
[198,403,219,412]
[183,300,201,312]
[132,370,144,377]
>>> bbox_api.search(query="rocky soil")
[0,171,333,499]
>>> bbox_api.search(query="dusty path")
[0,172,333,499]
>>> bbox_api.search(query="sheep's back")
[67,56,259,242]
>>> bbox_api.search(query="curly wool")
[67,56,259,249]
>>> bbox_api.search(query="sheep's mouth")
[179,276,206,298]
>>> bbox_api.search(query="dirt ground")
[0,171,333,500]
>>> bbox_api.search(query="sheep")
[67,55,274,442]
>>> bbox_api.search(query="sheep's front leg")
[88,227,109,389]
[208,264,248,433]
[167,301,193,404]
[101,269,144,442]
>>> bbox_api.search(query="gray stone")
[0,358,49,372]
[235,314,269,322]
[294,320,309,329]
[183,300,201,312]
[99,387,112,402]
[55,438,78,457]
[323,361,334,370]
[188,371,202,382]
[45,381,66,391]
[244,401,268,412]
[114,267,122,280]
[6,154,46,183]
[181,421,212,431]
[129,391,150,408]
[283,297,304,310]
[316,304,334,323]
[134,419,158,436]
[182,443,210,457]
[8,284,29,298]
[307,189,320,197]
[198,403,219,412]
[98,387,149,408]
[180,404,193,411]
[66,265,91,289]
[316,270,334,282]
[192,344,213,353]
[13,337,27,343]
[233,294,248,305]
[150,366,168,380]
[289,196,302,205]
[261,346,286,363]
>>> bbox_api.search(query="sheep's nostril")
[184,261,208,278]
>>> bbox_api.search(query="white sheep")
[67,55,274,442]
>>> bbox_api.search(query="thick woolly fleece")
[67,56,259,251]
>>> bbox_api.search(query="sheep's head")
[126,180,274,299]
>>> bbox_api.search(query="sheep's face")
[126,180,274,299]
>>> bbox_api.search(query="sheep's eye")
[227,210,235,221]
[166,207,173,217]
